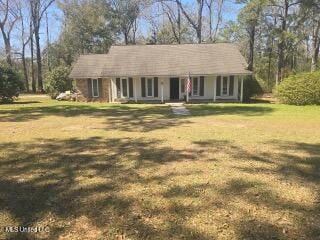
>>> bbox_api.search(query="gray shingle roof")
[70,43,251,78]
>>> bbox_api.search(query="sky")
[2,0,243,54]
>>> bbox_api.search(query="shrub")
[243,76,264,102]
[277,71,320,105]
[44,66,72,99]
[0,65,23,103]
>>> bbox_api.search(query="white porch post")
[161,80,164,103]
[134,78,137,103]
[213,77,216,102]
[108,78,111,102]
[110,78,114,102]
[240,76,244,103]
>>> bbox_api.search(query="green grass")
[0,95,319,239]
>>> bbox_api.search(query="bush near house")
[44,66,72,99]
[243,76,264,101]
[0,64,23,103]
[277,71,320,105]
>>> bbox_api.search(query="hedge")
[277,71,320,105]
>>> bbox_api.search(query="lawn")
[0,95,319,240]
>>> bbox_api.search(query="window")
[92,79,99,97]
[122,78,128,97]
[146,78,153,97]
[192,77,199,96]
[181,79,185,93]
[217,76,234,97]
[222,76,228,95]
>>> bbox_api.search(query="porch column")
[108,79,111,102]
[213,77,216,102]
[134,78,137,103]
[161,80,164,103]
[240,76,244,103]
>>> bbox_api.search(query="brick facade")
[75,78,111,102]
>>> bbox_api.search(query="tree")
[16,1,32,92]
[0,64,23,102]
[0,0,19,65]
[237,0,266,71]
[160,0,182,44]
[44,66,72,99]
[176,0,205,43]
[302,0,320,71]
[205,0,224,42]
[271,0,302,82]
[110,0,142,45]
[56,0,116,61]
[29,0,55,92]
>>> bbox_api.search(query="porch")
[111,75,245,103]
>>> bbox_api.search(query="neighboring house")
[69,43,252,103]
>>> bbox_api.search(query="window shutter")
[128,77,133,98]
[154,77,158,97]
[141,77,146,97]
[229,76,234,96]
[87,78,92,98]
[216,76,221,96]
[116,78,121,98]
[98,78,103,97]
[200,76,204,96]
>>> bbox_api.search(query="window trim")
[180,78,185,94]
[222,76,229,96]
[92,79,99,97]
[118,77,131,98]
[145,77,154,98]
[192,77,200,96]
[121,78,129,98]
[218,75,234,97]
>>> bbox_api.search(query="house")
[69,43,252,103]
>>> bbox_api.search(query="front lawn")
[0,95,319,239]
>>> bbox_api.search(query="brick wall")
[75,78,111,102]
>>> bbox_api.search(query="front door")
[170,78,179,100]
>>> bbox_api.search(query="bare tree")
[161,0,181,43]
[29,0,55,92]
[176,0,204,43]
[111,0,141,45]
[0,0,19,65]
[17,1,32,92]
[30,19,36,92]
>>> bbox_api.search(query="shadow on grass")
[187,104,274,117]
[0,104,193,132]
[0,101,42,105]
[0,137,208,239]
[0,137,319,239]
[192,139,320,239]
[0,102,275,127]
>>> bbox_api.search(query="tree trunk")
[22,44,29,92]
[207,0,213,41]
[197,0,204,43]
[124,30,128,45]
[30,22,36,93]
[311,21,320,72]
[0,30,12,65]
[34,26,43,92]
[177,4,181,44]
[277,0,288,82]
[248,25,255,71]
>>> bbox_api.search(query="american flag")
[186,75,191,93]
